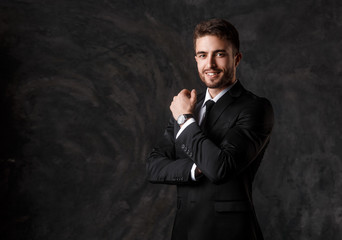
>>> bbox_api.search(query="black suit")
[146,81,274,240]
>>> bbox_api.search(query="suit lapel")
[206,80,245,128]
[194,92,205,120]
[173,81,245,137]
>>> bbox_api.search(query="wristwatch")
[177,114,194,125]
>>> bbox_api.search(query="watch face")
[177,115,185,125]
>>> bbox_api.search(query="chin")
[204,79,222,88]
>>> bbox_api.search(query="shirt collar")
[202,80,237,108]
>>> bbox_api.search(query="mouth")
[206,72,219,76]
[205,71,221,77]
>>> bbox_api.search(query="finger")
[169,102,174,112]
[179,89,190,97]
[190,89,197,104]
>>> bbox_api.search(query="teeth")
[207,72,217,76]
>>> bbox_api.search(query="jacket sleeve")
[176,98,274,184]
[146,117,195,184]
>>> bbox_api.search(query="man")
[146,19,274,240]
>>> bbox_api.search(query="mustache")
[203,68,221,72]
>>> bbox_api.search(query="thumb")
[190,89,197,104]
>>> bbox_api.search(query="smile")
[205,72,220,76]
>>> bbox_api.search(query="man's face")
[195,35,241,91]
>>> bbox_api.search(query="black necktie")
[201,100,215,130]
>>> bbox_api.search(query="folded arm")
[176,98,274,184]
[146,118,195,184]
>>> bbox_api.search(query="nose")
[206,54,216,68]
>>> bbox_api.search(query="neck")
[208,79,236,98]
[208,88,222,99]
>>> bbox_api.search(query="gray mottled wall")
[0,0,341,239]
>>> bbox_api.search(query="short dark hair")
[193,18,240,53]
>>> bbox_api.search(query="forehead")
[195,35,233,53]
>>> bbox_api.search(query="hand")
[170,89,197,120]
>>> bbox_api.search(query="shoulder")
[242,90,272,110]
[232,81,273,112]
[237,90,274,128]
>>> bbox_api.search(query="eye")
[216,52,226,57]
[197,54,206,58]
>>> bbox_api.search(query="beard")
[199,66,235,89]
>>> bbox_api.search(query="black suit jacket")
[146,81,274,240]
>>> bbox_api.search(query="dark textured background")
[0,0,341,239]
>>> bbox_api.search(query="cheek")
[196,61,204,71]
[219,61,235,69]
[217,59,231,68]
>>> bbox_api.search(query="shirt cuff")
[191,163,197,181]
[175,118,196,139]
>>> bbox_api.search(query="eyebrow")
[196,49,227,55]
[196,51,206,55]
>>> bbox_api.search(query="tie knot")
[205,100,215,113]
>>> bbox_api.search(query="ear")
[194,55,198,63]
[234,52,242,67]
